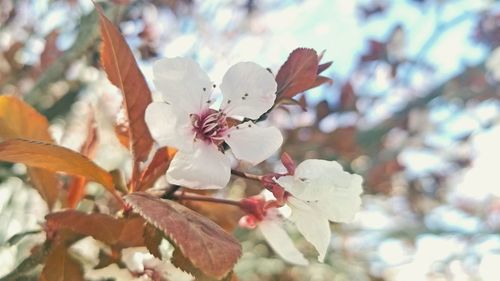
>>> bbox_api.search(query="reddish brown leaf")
[275,97,308,111]
[125,192,242,279]
[318,61,333,74]
[360,40,386,63]
[315,100,330,122]
[171,248,235,281]
[144,223,163,258]
[181,200,243,232]
[95,3,153,164]
[340,81,357,111]
[0,138,114,191]
[94,249,124,269]
[312,75,333,89]
[46,210,146,248]
[137,147,177,191]
[366,159,405,194]
[40,30,61,71]
[40,243,84,281]
[329,126,363,160]
[0,96,60,209]
[276,48,319,99]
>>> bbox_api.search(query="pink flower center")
[191,109,228,145]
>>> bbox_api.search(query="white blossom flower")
[275,159,363,262]
[257,209,309,266]
[145,58,283,189]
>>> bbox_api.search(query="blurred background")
[1,0,500,280]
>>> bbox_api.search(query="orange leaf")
[66,115,99,208]
[0,138,114,191]
[46,210,146,248]
[66,176,87,209]
[0,96,60,209]
[28,167,61,209]
[0,96,52,141]
[95,3,153,164]
[137,147,177,191]
[125,192,242,279]
[40,243,84,281]
[114,121,130,149]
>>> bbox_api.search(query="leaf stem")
[129,162,140,193]
[112,190,127,209]
[172,192,242,207]
[231,169,262,182]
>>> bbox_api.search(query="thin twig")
[231,169,262,181]
[172,192,242,207]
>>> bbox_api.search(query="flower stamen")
[191,110,229,145]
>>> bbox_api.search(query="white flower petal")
[312,188,362,223]
[291,160,362,201]
[166,142,230,189]
[274,175,311,201]
[274,175,295,191]
[258,219,308,266]
[295,159,343,182]
[220,62,277,119]
[224,122,282,165]
[288,197,331,262]
[153,57,213,114]
[145,102,194,151]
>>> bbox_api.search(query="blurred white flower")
[486,47,500,82]
[121,247,193,281]
[146,57,282,189]
[275,159,363,261]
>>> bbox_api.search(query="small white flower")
[239,193,308,266]
[257,209,309,266]
[146,58,283,189]
[275,159,363,262]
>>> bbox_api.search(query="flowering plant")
[0,3,362,280]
